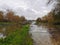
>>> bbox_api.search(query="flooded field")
[30,22,60,45]
[0,24,33,45]
[0,24,21,38]
[0,22,60,45]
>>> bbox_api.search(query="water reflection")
[30,22,60,45]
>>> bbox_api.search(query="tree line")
[0,10,26,23]
[36,11,60,25]
[36,0,60,25]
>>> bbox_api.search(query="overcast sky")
[0,0,54,20]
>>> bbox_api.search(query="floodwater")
[0,22,60,45]
[30,22,60,45]
[0,24,21,38]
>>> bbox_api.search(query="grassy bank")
[0,25,33,45]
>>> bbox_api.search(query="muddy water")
[30,22,60,45]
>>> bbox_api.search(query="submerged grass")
[0,25,33,45]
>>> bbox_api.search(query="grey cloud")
[0,0,54,20]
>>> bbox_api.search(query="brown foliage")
[0,11,4,21]
[20,16,26,22]
[0,10,26,23]
[13,15,20,22]
[6,11,14,21]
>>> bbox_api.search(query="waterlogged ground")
[0,22,60,45]
[30,22,60,45]
[0,24,33,45]
[0,24,21,38]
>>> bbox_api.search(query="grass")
[0,25,33,45]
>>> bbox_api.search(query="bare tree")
[48,0,60,23]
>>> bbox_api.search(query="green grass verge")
[0,25,33,45]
